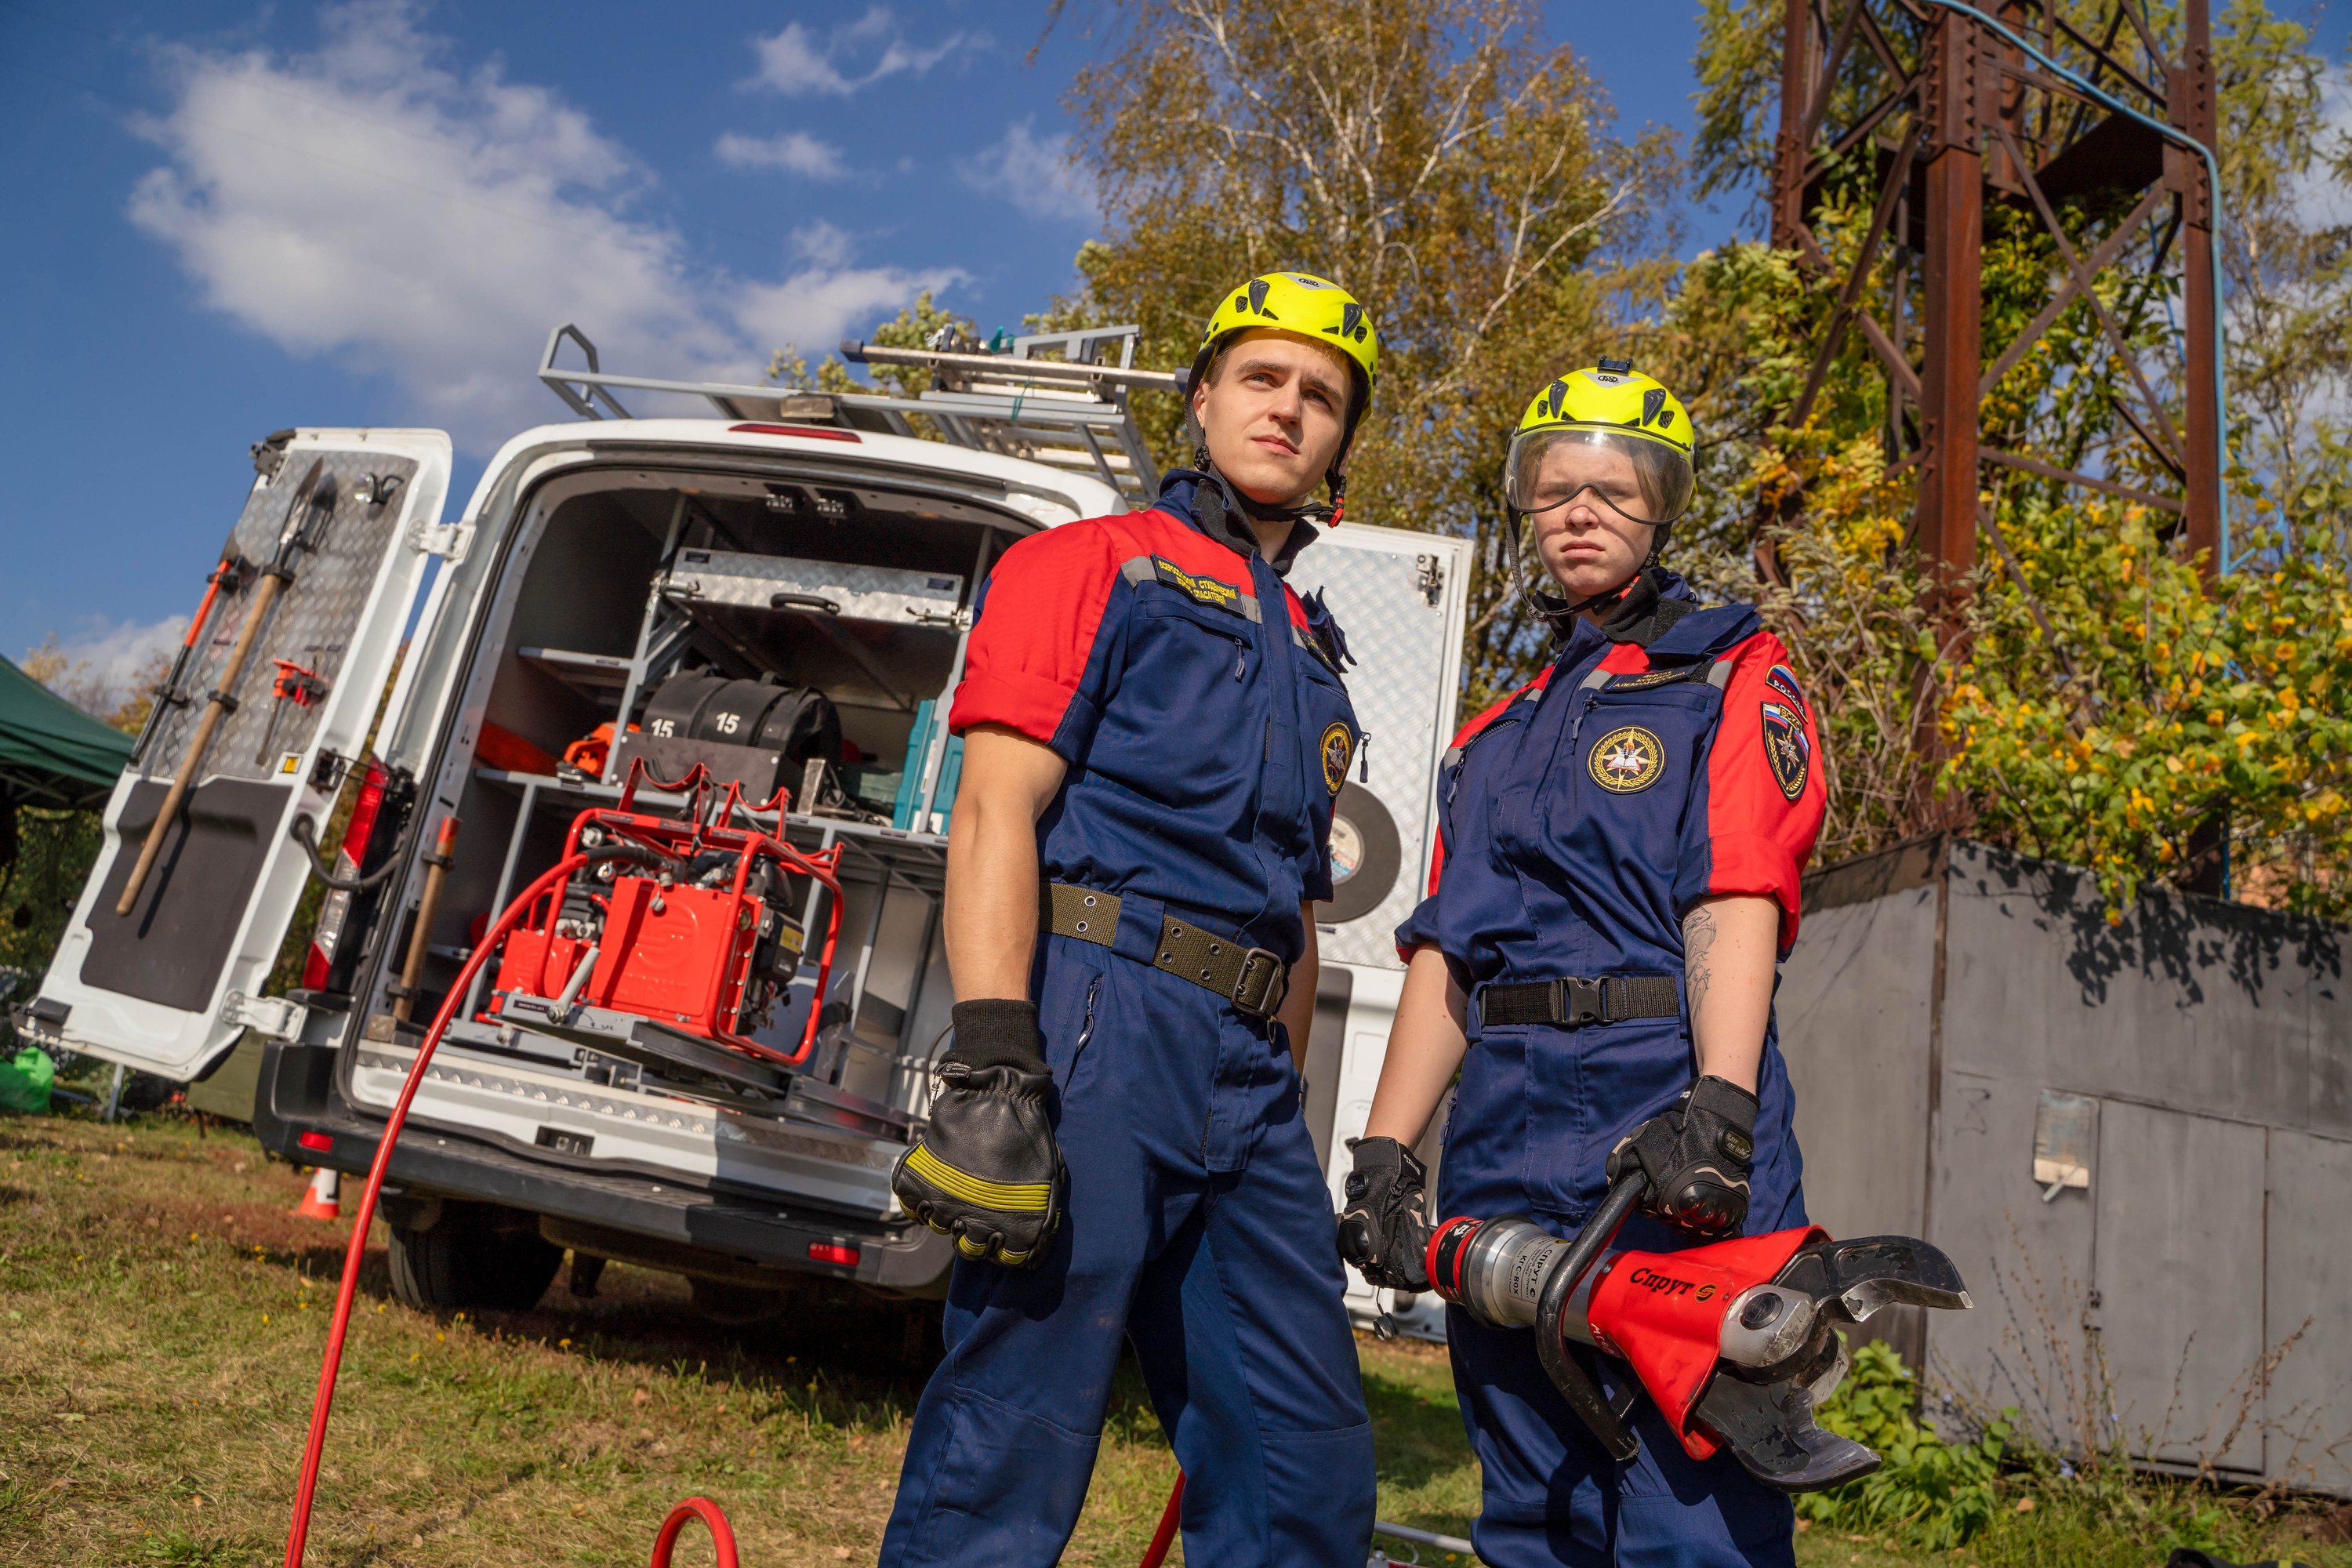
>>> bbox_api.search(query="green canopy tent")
[1,652,134,868]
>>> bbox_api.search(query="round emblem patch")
[1588,724,1664,793]
[1319,722,1355,796]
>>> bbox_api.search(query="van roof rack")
[538,322,1183,509]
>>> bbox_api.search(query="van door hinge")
[1415,554,1445,605]
[222,990,308,1041]
[408,517,474,561]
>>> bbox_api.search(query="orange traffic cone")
[292,1167,342,1221]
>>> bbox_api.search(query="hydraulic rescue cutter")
[1413,1171,1973,1493]
[485,762,844,1094]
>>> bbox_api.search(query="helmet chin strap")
[1194,447,1341,528]
[1511,513,1668,627]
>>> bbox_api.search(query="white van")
[14,323,1468,1332]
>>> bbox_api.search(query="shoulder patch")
[1760,700,1810,800]
[1588,724,1665,793]
[1765,662,1806,711]
[1152,556,1246,614]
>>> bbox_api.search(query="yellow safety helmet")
[1504,360,1695,528]
[1190,271,1379,461]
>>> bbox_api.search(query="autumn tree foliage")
[1668,0,2352,914]
[1050,0,1679,704]
[815,0,2352,916]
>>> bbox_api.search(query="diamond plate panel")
[1287,539,1456,970]
[143,451,419,782]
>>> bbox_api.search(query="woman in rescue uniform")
[880,273,1380,1568]
[1338,363,1828,1567]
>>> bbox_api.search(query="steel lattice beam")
[1766,0,2223,584]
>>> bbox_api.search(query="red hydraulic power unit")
[488,762,844,1065]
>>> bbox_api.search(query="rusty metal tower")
[1766,0,2224,590]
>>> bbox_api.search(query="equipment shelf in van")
[659,550,966,626]
[516,647,635,699]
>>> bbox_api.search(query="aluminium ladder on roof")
[535,322,1182,509]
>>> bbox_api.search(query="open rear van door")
[21,429,453,1080]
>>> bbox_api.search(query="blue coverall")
[1394,572,1828,1568]
[878,472,1375,1568]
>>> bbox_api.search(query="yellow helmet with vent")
[1505,360,1695,527]
[1190,272,1378,445]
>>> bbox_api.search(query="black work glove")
[1606,1075,1759,1238]
[891,1000,1065,1269]
[1336,1136,1432,1290]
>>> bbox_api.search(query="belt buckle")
[1555,976,1608,1028]
[1232,947,1286,1019]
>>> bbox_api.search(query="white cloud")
[956,119,1095,223]
[746,7,970,97]
[126,1,959,444]
[789,220,857,270]
[25,615,190,720]
[713,130,848,180]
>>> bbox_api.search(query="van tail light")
[300,759,407,995]
[808,1242,860,1268]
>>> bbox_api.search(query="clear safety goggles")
[1504,426,1694,528]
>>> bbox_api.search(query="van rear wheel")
[387,1200,563,1312]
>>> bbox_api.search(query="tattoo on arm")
[1683,904,1719,1017]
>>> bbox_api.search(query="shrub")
[1797,1339,2009,1551]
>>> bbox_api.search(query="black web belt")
[1479,975,1681,1030]
[1041,882,1287,1019]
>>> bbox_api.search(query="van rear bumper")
[253,1040,949,1293]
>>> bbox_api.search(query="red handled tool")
[254,657,332,766]
[1416,1170,1975,1491]
[132,531,254,768]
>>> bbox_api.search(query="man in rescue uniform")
[1338,363,1828,1566]
[879,273,1380,1567]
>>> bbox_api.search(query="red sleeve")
[1693,633,1825,952]
[947,522,1123,757]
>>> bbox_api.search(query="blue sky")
[1,0,2339,706]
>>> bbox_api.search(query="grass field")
[2,1111,2345,1566]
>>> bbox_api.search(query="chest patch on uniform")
[1606,666,1702,691]
[1320,721,1355,795]
[1765,662,1806,712]
[1152,557,1245,614]
[1760,701,1810,800]
[1588,724,1665,793]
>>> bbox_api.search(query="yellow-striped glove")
[891,1001,1065,1268]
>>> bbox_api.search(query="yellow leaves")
[2164,754,2184,775]
[2208,710,2227,726]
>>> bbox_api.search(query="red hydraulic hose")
[1138,1473,1185,1568]
[281,852,746,1566]
[649,1497,740,1567]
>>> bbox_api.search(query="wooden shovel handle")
[116,572,285,916]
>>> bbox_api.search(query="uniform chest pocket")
[1139,594,1255,683]
[1550,687,1722,843]
[1115,594,1263,815]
